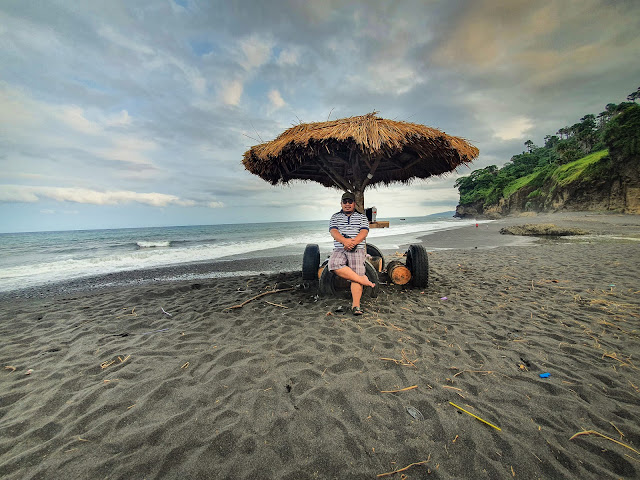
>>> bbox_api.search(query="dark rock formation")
[499,224,589,236]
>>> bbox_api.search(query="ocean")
[0,213,485,293]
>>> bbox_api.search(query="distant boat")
[400,218,406,221]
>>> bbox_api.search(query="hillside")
[455,98,640,217]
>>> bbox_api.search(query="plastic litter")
[539,373,551,378]
[440,296,448,301]
[406,406,424,421]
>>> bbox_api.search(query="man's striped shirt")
[329,210,369,249]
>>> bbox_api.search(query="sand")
[1,213,639,479]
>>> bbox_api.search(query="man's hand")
[342,238,357,250]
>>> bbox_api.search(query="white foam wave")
[136,241,171,248]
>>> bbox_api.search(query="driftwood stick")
[377,456,431,477]
[225,288,294,310]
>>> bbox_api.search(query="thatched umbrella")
[242,112,479,213]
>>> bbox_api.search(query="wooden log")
[387,260,412,285]
[369,256,383,272]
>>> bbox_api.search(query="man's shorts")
[328,248,366,276]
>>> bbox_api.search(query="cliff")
[456,150,640,218]
[456,102,640,218]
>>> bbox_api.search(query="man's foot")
[352,306,364,316]
[360,276,376,288]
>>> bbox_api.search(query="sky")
[1,0,639,233]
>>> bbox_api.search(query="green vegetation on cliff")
[456,91,640,213]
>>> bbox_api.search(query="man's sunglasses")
[342,199,354,204]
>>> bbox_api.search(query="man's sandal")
[352,306,364,316]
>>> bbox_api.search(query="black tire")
[366,243,385,270]
[364,261,380,298]
[302,244,320,281]
[406,244,429,288]
[319,265,336,296]
[319,260,379,298]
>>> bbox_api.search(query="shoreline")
[1,212,639,478]
[2,212,639,301]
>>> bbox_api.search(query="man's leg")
[351,282,363,309]
[333,266,375,287]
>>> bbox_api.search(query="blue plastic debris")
[539,373,551,378]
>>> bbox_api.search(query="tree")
[627,87,640,103]
[524,140,535,153]
[544,135,559,148]
[556,127,568,140]
[605,103,640,158]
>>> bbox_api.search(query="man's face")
[341,197,355,213]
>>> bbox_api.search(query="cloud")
[276,47,300,65]
[57,106,102,135]
[268,89,286,110]
[105,110,132,127]
[0,185,195,207]
[493,116,534,141]
[239,34,273,70]
[98,25,156,56]
[221,79,244,106]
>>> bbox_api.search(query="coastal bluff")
[456,151,640,218]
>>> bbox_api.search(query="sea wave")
[136,241,171,248]
[0,218,487,292]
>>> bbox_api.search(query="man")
[328,191,376,315]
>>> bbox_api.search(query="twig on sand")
[380,385,418,393]
[610,422,625,440]
[265,301,288,308]
[449,402,502,431]
[443,386,463,392]
[377,456,430,477]
[4,366,16,373]
[379,349,418,368]
[453,370,494,377]
[224,288,294,310]
[100,360,116,369]
[570,430,640,456]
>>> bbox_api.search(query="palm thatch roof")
[242,113,479,195]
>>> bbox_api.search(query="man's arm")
[350,227,369,247]
[330,227,349,247]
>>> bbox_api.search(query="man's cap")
[341,192,355,201]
